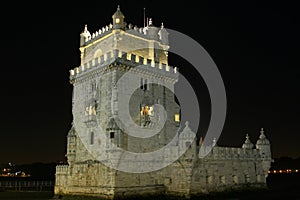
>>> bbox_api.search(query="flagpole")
[143,8,146,27]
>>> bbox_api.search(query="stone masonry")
[54,6,272,199]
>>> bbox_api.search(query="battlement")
[199,146,261,160]
[82,23,113,45]
[82,22,167,47]
[69,50,178,81]
[55,165,69,175]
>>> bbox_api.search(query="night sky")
[1,0,299,164]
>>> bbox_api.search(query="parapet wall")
[55,165,69,175]
[199,146,261,160]
[82,23,166,46]
[69,50,178,81]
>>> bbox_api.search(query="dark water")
[0,191,54,200]
[0,173,299,199]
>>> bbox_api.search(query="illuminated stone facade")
[54,6,272,199]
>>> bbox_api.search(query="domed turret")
[66,123,77,165]
[179,121,196,154]
[112,5,125,30]
[242,133,254,149]
[256,128,271,158]
[256,128,270,146]
[256,128,272,177]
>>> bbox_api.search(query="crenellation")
[56,165,69,174]
[201,146,266,162]
[70,51,177,81]
[81,17,168,49]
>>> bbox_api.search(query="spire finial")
[246,133,250,140]
[117,5,120,10]
[212,137,217,146]
[259,128,266,139]
[199,136,203,146]
[149,18,153,26]
[81,24,91,38]
[185,121,189,127]
[161,22,164,29]
[242,133,253,148]
[143,7,146,27]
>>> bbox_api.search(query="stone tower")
[55,6,272,199]
[55,6,183,198]
[70,5,180,155]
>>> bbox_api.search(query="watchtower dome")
[112,5,125,30]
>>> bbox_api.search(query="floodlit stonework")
[54,6,272,199]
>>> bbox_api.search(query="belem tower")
[55,6,272,199]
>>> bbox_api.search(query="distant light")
[296,169,299,173]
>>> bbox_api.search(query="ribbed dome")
[242,134,254,149]
[112,5,125,29]
[112,5,124,19]
[256,128,270,145]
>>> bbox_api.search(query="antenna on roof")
[143,7,146,27]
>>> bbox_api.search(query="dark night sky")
[0,0,299,164]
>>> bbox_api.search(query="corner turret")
[66,123,77,166]
[256,128,272,177]
[80,24,91,46]
[179,121,196,155]
[158,23,169,45]
[147,18,159,40]
[256,128,271,158]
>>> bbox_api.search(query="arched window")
[91,82,96,93]
[220,176,226,184]
[141,105,154,127]
[206,176,213,185]
[140,78,148,90]
[256,175,262,183]
[110,132,115,139]
[233,175,238,184]
[245,174,250,183]
[93,49,102,59]
[90,132,94,145]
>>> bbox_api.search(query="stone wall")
[55,131,270,199]
[55,16,271,198]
